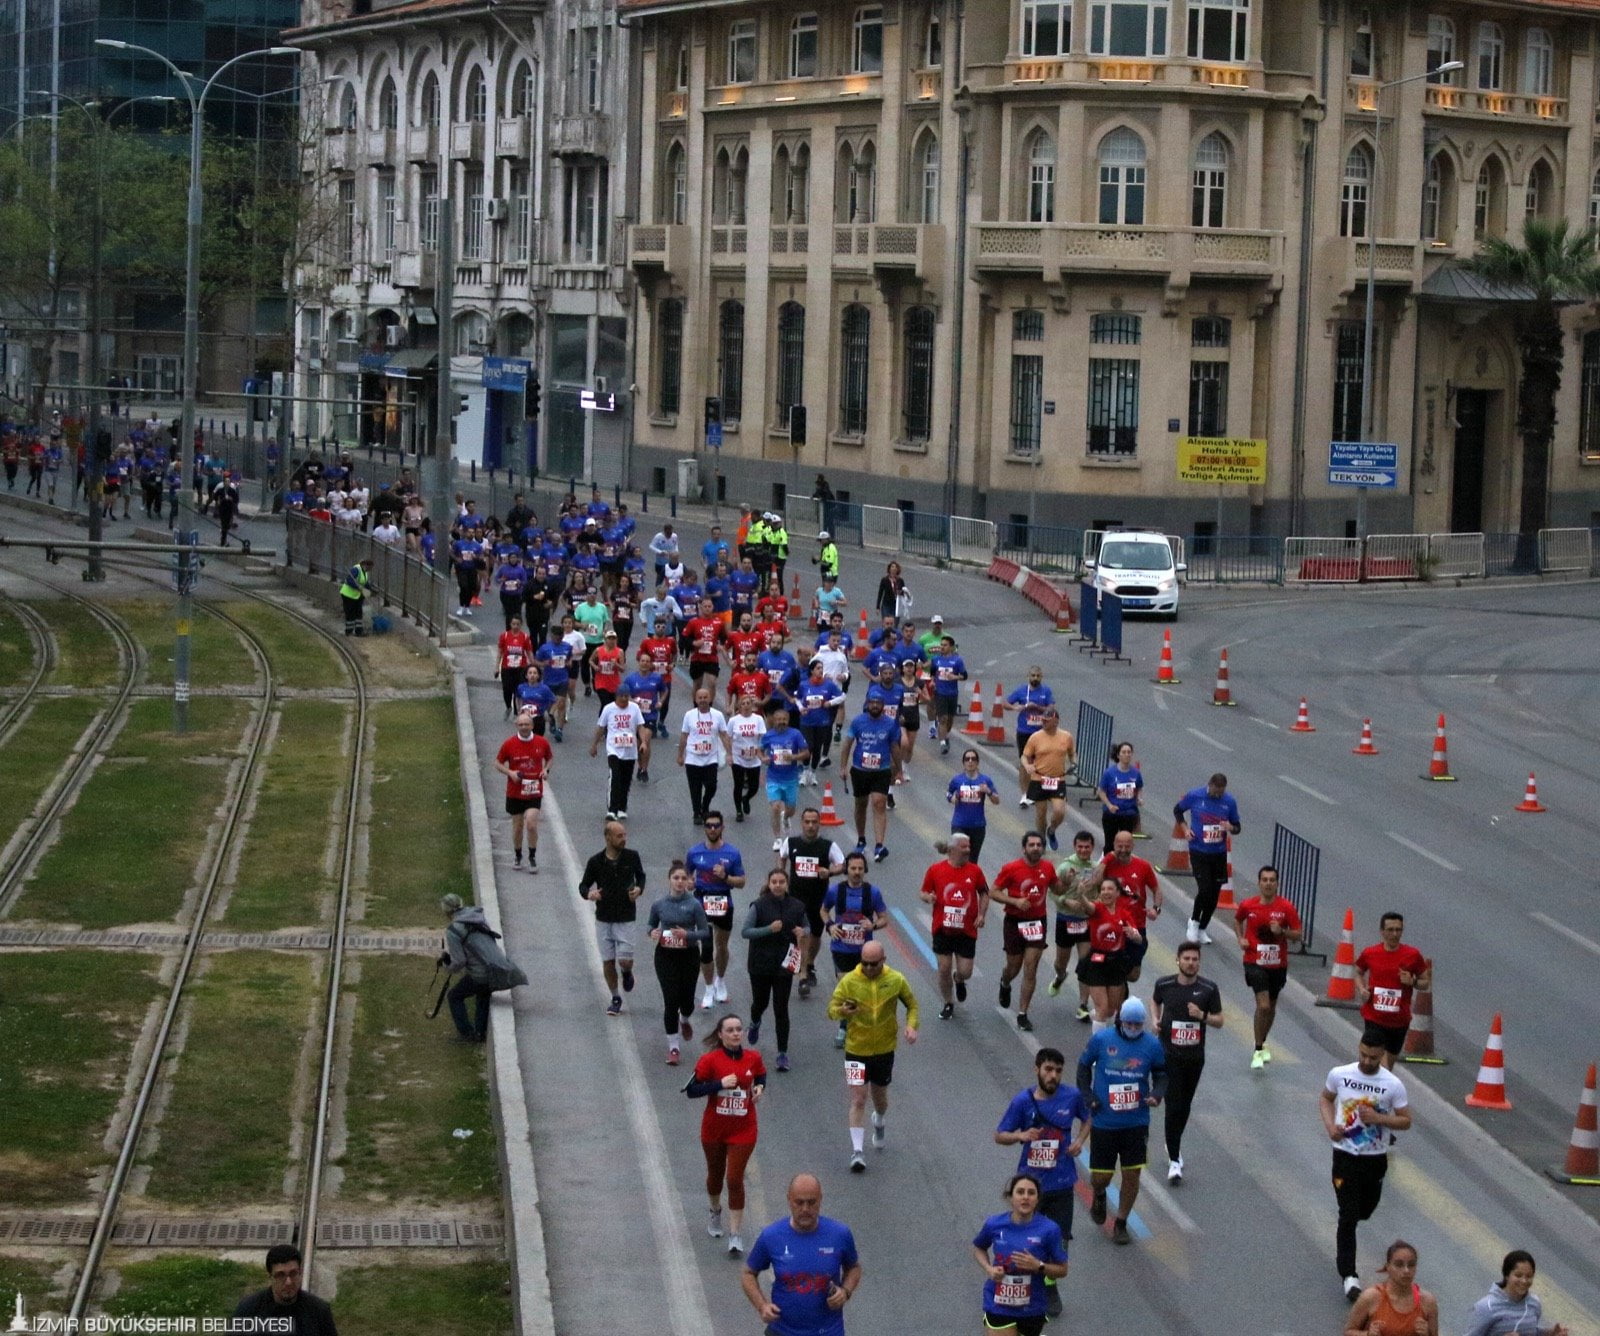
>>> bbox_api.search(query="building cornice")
[284,0,542,46]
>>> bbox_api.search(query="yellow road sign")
[1177,437,1267,485]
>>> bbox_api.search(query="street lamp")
[1357,59,1462,539]
[94,38,298,732]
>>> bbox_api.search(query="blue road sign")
[706,421,723,449]
[1328,441,1397,488]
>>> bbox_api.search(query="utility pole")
[427,154,455,561]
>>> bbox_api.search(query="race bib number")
[1372,986,1402,1013]
[781,944,803,974]
[1170,1020,1201,1047]
[702,895,731,918]
[1255,941,1282,967]
[941,904,967,931]
[611,731,636,750]
[860,751,883,769]
[772,749,792,766]
[661,928,687,949]
[1202,822,1226,844]
[836,920,868,947]
[505,651,525,669]
[994,1274,1032,1309]
[1108,1082,1140,1112]
[958,784,983,803]
[714,1090,748,1117]
[1038,776,1061,792]
[1025,1138,1060,1171]
[1017,919,1046,943]
[845,1060,867,1087]
[903,689,919,708]
[937,667,954,681]
[1115,781,1137,799]
[688,738,714,760]
[518,775,543,799]
[794,856,820,879]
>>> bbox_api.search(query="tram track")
[0,598,54,746]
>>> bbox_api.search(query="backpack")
[455,921,528,992]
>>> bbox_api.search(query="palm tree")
[1461,217,1600,541]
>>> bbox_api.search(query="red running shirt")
[686,616,724,662]
[496,733,552,800]
[592,646,625,692]
[641,635,676,674]
[1097,854,1160,929]
[693,1046,766,1145]
[1234,896,1303,969]
[728,670,770,706]
[1356,943,1428,1027]
[497,630,532,671]
[920,861,990,938]
[1085,900,1139,957]
[993,859,1058,920]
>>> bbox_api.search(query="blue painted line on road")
[1072,1157,1154,1240]
[889,906,939,971]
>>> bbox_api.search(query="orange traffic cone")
[1423,713,1456,781]
[853,609,869,660]
[788,574,803,622]
[1465,1014,1513,1110]
[1053,597,1075,633]
[986,682,1007,744]
[1352,719,1379,756]
[963,681,987,736]
[818,782,845,827]
[1290,697,1316,732]
[1401,963,1446,1065]
[1211,648,1235,706]
[1514,772,1547,813]
[1547,1064,1600,1185]
[1152,629,1180,684]
[1216,832,1236,911]
[1164,821,1192,876]
[1317,908,1359,1009]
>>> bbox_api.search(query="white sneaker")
[1343,1276,1362,1302]
[707,1209,723,1239]
[1185,919,1202,944]
[871,1114,886,1149]
[713,977,729,1003]
[700,990,714,1011]
[1018,796,1033,807]
[1200,927,1214,945]
[1168,1158,1184,1183]
[773,839,784,853]
[727,1234,744,1256]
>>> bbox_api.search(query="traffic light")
[528,374,541,420]
[705,396,721,427]
[788,403,807,447]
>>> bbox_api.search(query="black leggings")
[455,567,478,606]
[686,764,720,821]
[955,825,986,862]
[1162,1058,1205,1160]
[804,723,832,768]
[607,755,636,814]
[748,968,794,1052]
[500,594,522,630]
[1332,1150,1388,1279]
[732,764,761,817]
[655,946,700,1035]
[1101,810,1140,853]
[1191,851,1228,928]
[500,667,522,711]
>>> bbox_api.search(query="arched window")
[772,145,791,222]
[788,143,810,223]
[1191,132,1228,228]
[1588,165,1600,232]
[1340,143,1372,238]
[902,305,935,443]
[839,305,871,435]
[728,147,749,225]
[466,67,487,123]
[454,310,489,356]
[1476,22,1504,90]
[674,41,689,92]
[338,84,357,131]
[421,73,440,128]
[1421,153,1456,243]
[499,312,534,356]
[512,61,535,116]
[719,300,745,423]
[917,132,940,224]
[664,142,687,224]
[1027,130,1055,223]
[1098,128,1147,226]
[849,142,876,222]
[776,302,806,421]
[1525,160,1553,223]
[1475,158,1506,238]
[713,147,731,224]
[1524,28,1554,96]
[378,78,398,130]
[1426,15,1457,82]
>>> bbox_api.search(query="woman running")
[1079,877,1141,1026]
[948,748,1001,862]
[647,862,709,1066]
[495,616,534,717]
[971,1174,1068,1336]
[1095,741,1144,853]
[685,1013,767,1258]
[740,869,807,1073]
[895,657,927,775]
[1465,1249,1568,1336]
[1344,1239,1439,1336]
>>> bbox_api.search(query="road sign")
[579,389,616,412]
[1328,441,1397,488]
[1177,437,1267,485]
[706,421,723,449]
[482,356,531,391]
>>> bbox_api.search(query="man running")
[493,711,553,872]
[678,686,731,826]
[534,624,574,741]
[1020,707,1076,850]
[1150,942,1223,1182]
[742,1174,861,1332]
[1005,667,1056,807]
[622,651,665,782]
[760,704,810,853]
[1049,830,1099,1022]
[580,820,647,1016]
[1355,912,1432,1070]
[927,634,967,755]
[994,1047,1090,1317]
[919,832,989,1020]
[686,812,747,1009]
[779,807,846,998]
[843,694,902,863]
[828,941,918,1173]
[685,595,726,693]
[1234,865,1302,1070]
[990,832,1057,1032]
[591,681,645,820]
[1077,996,1166,1245]
[1173,772,1241,945]
[1094,830,1162,984]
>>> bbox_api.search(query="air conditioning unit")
[485,197,510,223]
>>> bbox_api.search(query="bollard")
[670,494,678,518]
[470,460,477,481]
[614,483,622,507]
[640,490,649,514]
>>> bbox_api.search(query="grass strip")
[221,598,349,691]
[102,1256,259,1320]
[141,952,315,1206]
[335,1261,513,1336]
[0,602,36,688]
[12,697,251,927]
[0,1254,56,1322]
[348,628,449,690]
[111,598,255,690]
[366,697,469,927]
[0,696,100,849]
[225,700,350,930]
[339,954,498,1204]
[0,951,165,1205]
[39,598,121,688]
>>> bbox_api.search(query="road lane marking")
[1385,831,1461,873]
[1153,690,1169,712]
[889,906,939,971]
[1277,775,1337,806]
[1531,911,1600,959]
[1248,716,1281,730]
[1185,727,1233,753]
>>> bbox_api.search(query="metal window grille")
[1010,353,1043,455]
[1580,331,1600,461]
[1014,309,1045,341]
[776,301,806,418]
[420,171,438,250]
[839,305,871,435]
[719,300,745,423]
[1087,357,1140,455]
[658,299,684,416]
[902,305,935,442]
[1191,315,1230,348]
[1188,360,1228,436]
[1331,321,1364,444]
[1090,313,1141,345]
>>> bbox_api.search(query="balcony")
[973,223,1281,283]
[496,119,529,158]
[1006,57,1066,83]
[324,131,350,171]
[913,70,941,101]
[406,125,440,163]
[1087,59,1156,82]
[551,112,611,157]
[627,223,691,276]
[710,225,748,269]
[664,91,687,120]
[450,123,485,160]
[1320,235,1422,295]
[393,250,437,289]
[364,128,396,163]
[1423,83,1567,123]
[768,223,811,271]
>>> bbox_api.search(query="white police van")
[1083,530,1185,618]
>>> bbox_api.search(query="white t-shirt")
[1324,1062,1407,1156]
[372,522,402,547]
[727,712,768,768]
[600,701,645,760]
[815,646,851,685]
[563,629,588,660]
[680,707,729,765]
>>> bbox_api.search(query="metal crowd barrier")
[284,511,452,641]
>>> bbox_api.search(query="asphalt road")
[465,547,1600,1336]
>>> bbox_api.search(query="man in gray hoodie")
[438,893,508,1042]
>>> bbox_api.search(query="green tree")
[1461,217,1600,538]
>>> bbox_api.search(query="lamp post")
[94,38,298,732]
[1358,60,1461,539]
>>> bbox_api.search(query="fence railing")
[1538,526,1593,573]
[284,511,453,641]
[861,504,905,553]
[1270,822,1326,964]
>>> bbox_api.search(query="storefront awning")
[384,348,439,376]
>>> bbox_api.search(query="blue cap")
[1119,996,1147,1025]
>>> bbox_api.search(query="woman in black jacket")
[875,560,909,621]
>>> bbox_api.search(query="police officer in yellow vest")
[339,559,374,636]
[770,514,790,586]
[813,531,840,581]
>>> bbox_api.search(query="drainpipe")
[942,0,967,519]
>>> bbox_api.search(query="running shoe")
[1076,1004,1091,1023]
[714,978,729,1003]
[528,853,538,874]
[701,990,714,1011]
[1046,830,1058,851]
[1261,1046,1272,1063]
[955,978,967,1003]
[1090,1191,1107,1225]
[885,793,895,810]
[666,1046,680,1066]
[621,968,634,993]
[939,1002,955,1021]
[998,980,1012,1009]
[735,811,745,823]
[1168,1158,1184,1183]
[1016,1013,1034,1032]
[773,840,784,853]
[1251,1048,1268,1070]
[1343,1277,1362,1302]
[850,1152,866,1174]
[855,837,867,852]
[1112,1219,1131,1246]
[873,844,888,863]
[727,1235,744,1256]
[707,1209,724,1239]
[746,1022,761,1046]
[606,996,622,1016]
[871,1115,886,1149]
[1047,973,1065,997]
[775,1053,790,1072]
[797,976,812,1000]
[1018,796,1033,807]
[513,851,522,866]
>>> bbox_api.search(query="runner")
[1467,1251,1569,1336]
[685,595,726,693]
[1020,708,1076,851]
[495,617,534,717]
[1005,668,1056,807]
[1079,878,1141,1028]
[573,588,609,696]
[1077,996,1166,1245]
[843,694,902,863]
[1173,772,1242,944]
[1094,830,1162,984]
[1150,942,1223,1182]
[579,820,647,1015]
[779,807,846,999]
[1095,742,1144,852]
[741,868,808,1071]
[495,549,530,631]
[1049,830,1099,1021]
[990,832,1057,1032]
[1355,913,1432,1070]
[971,1174,1070,1336]
[590,681,645,820]
[822,852,890,1033]
[947,748,1001,862]
[1344,1240,1439,1336]
[678,686,731,825]
[685,1013,767,1256]
[918,832,989,1019]
[796,660,843,785]
[639,616,678,737]
[533,624,573,741]
[726,648,771,715]
[1234,864,1303,1069]
[686,812,747,1008]
[492,711,553,873]
[646,861,710,1064]
[827,940,918,1172]
[927,634,967,755]
[994,1051,1090,1269]
[591,628,626,709]
[893,657,926,774]
[622,651,665,782]
[742,1174,861,1335]
[1320,1037,1412,1298]
[725,692,769,824]
[761,704,810,852]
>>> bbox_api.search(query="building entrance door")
[1451,389,1490,533]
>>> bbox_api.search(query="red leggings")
[702,1139,755,1210]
